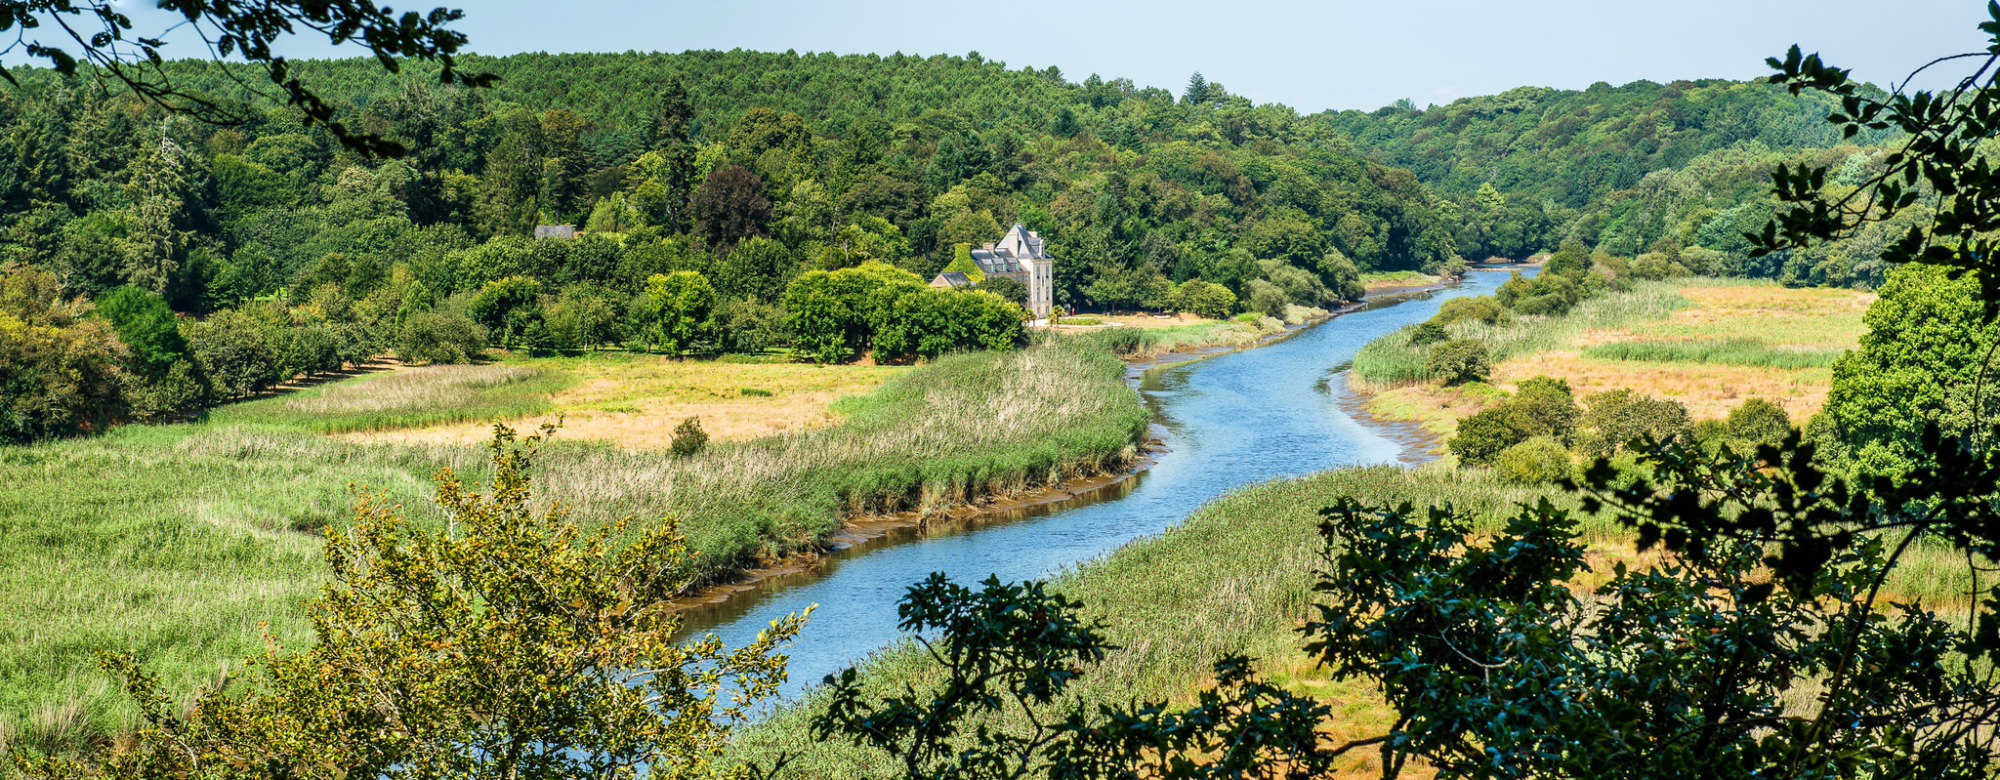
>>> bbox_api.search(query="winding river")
[678,270,1512,700]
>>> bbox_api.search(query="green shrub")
[187,309,282,398]
[1510,376,1582,445]
[1426,338,1491,386]
[977,276,1027,308]
[670,416,709,458]
[1316,248,1366,301]
[1493,436,1573,484]
[1431,296,1507,327]
[1408,322,1448,346]
[1723,398,1792,454]
[711,297,785,355]
[1446,376,1579,467]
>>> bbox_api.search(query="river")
[677,269,1513,701]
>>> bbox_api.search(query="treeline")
[0,50,1479,440]
[1325,79,1912,288]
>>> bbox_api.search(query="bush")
[0,314,131,441]
[1446,376,1580,466]
[1577,389,1692,459]
[1431,296,1507,327]
[1244,278,1289,318]
[1426,339,1491,385]
[1509,376,1582,444]
[397,310,487,365]
[1171,279,1237,320]
[670,416,708,458]
[637,271,716,354]
[1407,322,1449,346]
[1493,436,1573,484]
[542,287,620,353]
[1723,398,1792,454]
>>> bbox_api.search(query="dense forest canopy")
[0,49,1461,314]
[0,49,1898,443]
[1324,79,1910,286]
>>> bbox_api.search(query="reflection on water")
[676,271,1515,701]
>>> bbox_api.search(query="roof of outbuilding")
[932,272,973,288]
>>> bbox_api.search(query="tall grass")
[1352,283,1691,386]
[0,339,1147,757]
[1581,339,1843,369]
[210,364,573,434]
[729,466,1574,778]
[729,460,1984,779]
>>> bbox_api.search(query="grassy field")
[338,353,904,449]
[0,340,1148,756]
[1360,270,1443,292]
[1056,304,1325,359]
[730,460,1982,779]
[1351,279,1874,445]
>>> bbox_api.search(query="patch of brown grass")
[1493,353,1835,421]
[343,355,902,450]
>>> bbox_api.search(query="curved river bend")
[679,270,1512,700]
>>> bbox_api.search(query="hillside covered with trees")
[0,50,1473,440]
[1324,79,1912,287]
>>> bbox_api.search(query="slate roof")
[931,272,973,289]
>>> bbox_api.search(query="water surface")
[679,270,1513,699]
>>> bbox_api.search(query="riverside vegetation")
[0,334,1151,755]
[11,2,2000,777]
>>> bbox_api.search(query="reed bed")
[1581,339,1843,369]
[0,339,1147,755]
[210,363,572,434]
[733,463,1985,779]
[1351,282,1691,386]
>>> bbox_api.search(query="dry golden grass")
[1095,312,1209,329]
[343,355,903,449]
[1489,280,1873,421]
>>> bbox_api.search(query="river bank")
[670,276,1468,614]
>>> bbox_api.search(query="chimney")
[983,242,996,252]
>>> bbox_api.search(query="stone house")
[927,224,1055,319]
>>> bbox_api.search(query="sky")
[91,0,2000,112]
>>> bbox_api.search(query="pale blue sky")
[100,0,1997,111]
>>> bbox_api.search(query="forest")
[0,50,1501,440]
[1325,79,1920,287]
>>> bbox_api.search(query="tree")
[1170,279,1237,320]
[21,424,805,780]
[184,309,279,398]
[0,295,131,441]
[396,309,485,365]
[95,286,189,377]
[1815,264,1999,479]
[1576,388,1693,459]
[691,165,772,248]
[976,276,1027,309]
[1315,248,1366,301]
[639,271,716,354]
[1182,71,1212,106]
[467,276,543,349]
[0,1,489,155]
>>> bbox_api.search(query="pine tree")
[1183,71,1211,106]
